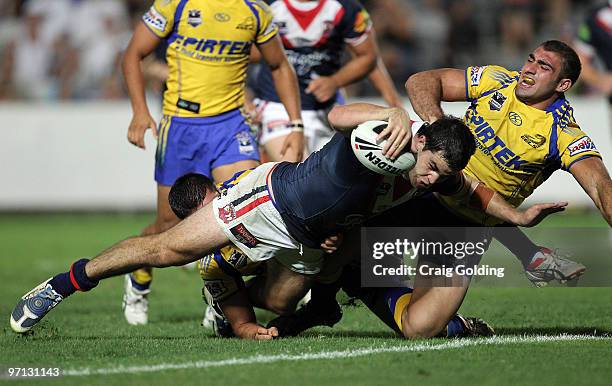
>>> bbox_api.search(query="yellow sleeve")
[142,0,178,38]
[466,65,520,100]
[198,248,242,302]
[252,0,278,45]
[557,123,602,171]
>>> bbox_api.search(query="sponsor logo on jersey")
[237,16,256,30]
[227,249,248,269]
[204,280,228,300]
[568,136,598,157]
[353,9,371,33]
[469,112,528,170]
[521,134,546,148]
[143,7,167,32]
[470,66,485,86]
[489,91,507,111]
[508,112,522,126]
[230,224,259,248]
[187,9,202,27]
[173,35,252,56]
[215,13,230,22]
[176,98,200,113]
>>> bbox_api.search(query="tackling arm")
[442,173,568,227]
[219,289,279,340]
[405,68,467,122]
[570,157,612,226]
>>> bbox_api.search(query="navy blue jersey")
[271,132,382,247]
[254,0,372,110]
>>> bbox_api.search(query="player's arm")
[257,35,304,160]
[405,68,467,122]
[362,29,402,108]
[328,103,411,159]
[307,33,377,103]
[569,157,612,226]
[441,173,568,227]
[219,289,279,340]
[122,22,161,149]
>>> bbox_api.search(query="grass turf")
[0,211,610,385]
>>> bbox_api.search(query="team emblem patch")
[236,132,255,154]
[521,134,546,149]
[489,92,507,111]
[187,9,202,27]
[508,112,522,126]
[568,136,598,157]
[230,224,260,248]
[218,204,237,224]
[227,249,248,269]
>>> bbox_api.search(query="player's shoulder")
[478,65,519,85]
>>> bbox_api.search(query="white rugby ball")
[350,120,416,176]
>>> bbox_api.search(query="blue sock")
[48,259,99,297]
[446,315,466,337]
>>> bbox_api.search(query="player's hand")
[127,112,157,149]
[515,202,568,227]
[378,108,412,160]
[280,131,305,161]
[321,234,344,254]
[254,326,279,340]
[305,76,339,103]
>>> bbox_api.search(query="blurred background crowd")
[0,0,608,101]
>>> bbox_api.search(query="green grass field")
[0,211,611,385]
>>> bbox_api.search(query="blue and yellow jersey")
[199,168,260,301]
[142,0,278,117]
[199,245,262,302]
[439,65,602,225]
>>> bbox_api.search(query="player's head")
[169,173,217,219]
[516,40,581,105]
[408,117,475,189]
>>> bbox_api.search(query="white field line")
[63,334,610,377]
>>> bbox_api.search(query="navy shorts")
[154,109,259,186]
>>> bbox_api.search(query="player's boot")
[10,278,63,333]
[525,247,586,287]
[122,274,149,325]
[201,305,215,329]
[266,299,343,337]
[456,314,495,337]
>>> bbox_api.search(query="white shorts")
[254,99,334,155]
[212,162,323,274]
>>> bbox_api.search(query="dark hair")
[169,173,216,219]
[539,40,581,85]
[416,116,476,171]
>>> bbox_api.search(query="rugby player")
[10,102,566,336]
[121,0,303,325]
[366,39,611,338]
[171,173,493,340]
[252,0,388,160]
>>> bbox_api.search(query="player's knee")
[265,297,298,316]
[401,311,446,339]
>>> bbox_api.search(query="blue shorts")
[154,109,259,186]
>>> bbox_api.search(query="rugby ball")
[350,120,416,176]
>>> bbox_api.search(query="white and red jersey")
[254,0,372,110]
